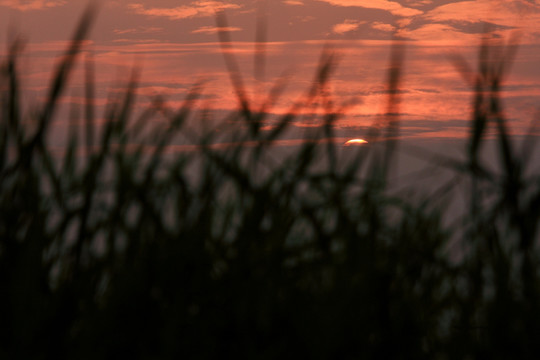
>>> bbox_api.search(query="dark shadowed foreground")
[2,9,540,359]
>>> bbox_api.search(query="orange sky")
[1,0,540,142]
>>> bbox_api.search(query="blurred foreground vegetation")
[2,8,540,359]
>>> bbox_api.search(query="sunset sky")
[1,0,540,143]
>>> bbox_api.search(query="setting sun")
[344,139,368,146]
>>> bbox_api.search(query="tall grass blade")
[6,40,23,147]
[36,4,97,141]
[216,11,253,133]
[254,1,267,83]
[378,39,404,183]
[85,51,95,159]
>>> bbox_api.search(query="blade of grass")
[254,1,267,83]
[216,11,253,134]
[6,39,24,148]
[382,39,404,179]
[35,4,97,142]
[85,50,95,159]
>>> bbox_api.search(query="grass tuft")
[2,7,540,359]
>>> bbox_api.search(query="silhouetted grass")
[2,7,540,360]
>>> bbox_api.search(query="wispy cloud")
[317,0,423,17]
[372,22,395,32]
[408,0,540,43]
[283,0,304,5]
[0,0,66,11]
[403,0,432,6]
[289,15,315,26]
[114,27,163,35]
[191,26,242,34]
[332,20,365,34]
[396,23,480,44]
[112,39,163,44]
[128,1,242,20]
[425,0,540,25]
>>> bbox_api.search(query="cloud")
[425,0,540,26]
[425,1,498,23]
[317,0,423,17]
[332,20,365,34]
[191,26,242,34]
[396,23,481,44]
[417,0,540,43]
[114,27,163,35]
[0,0,66,11]
[128,1,242,20]
[283,0,304,5]
[289,15,316,26]
[372,22,396,32]
[112,39,163,44]
[403,0,432,6]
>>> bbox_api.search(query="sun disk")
[344,139,368,146]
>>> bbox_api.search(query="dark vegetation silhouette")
[2,6,540,359]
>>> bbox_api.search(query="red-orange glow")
[1,0,539,142]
